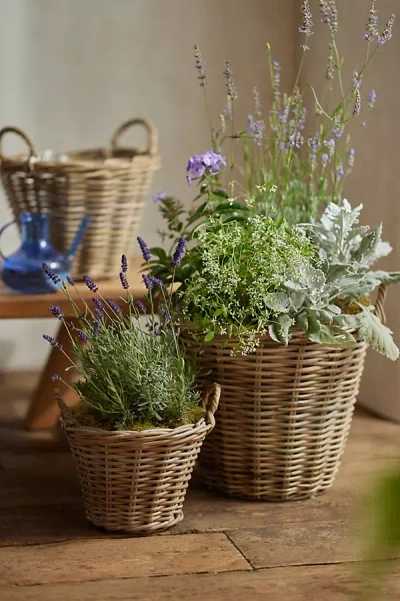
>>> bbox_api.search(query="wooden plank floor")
[1,372,400,600]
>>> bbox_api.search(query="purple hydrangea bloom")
[137,237,151,262]
[51,374,61,381]
[43,334,63,350]
[119,272,129,290]
[153,190,166,203]
[171,238,187,267]
[121,254,128,273]
[49,305,63,319]
[107,300,122,314]
[186,151,226,184]
[83,275,98,293]
[42,263,60,285]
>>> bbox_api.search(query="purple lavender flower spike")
[43,334,63,350]
[83,275,98,293]
[135,300,146,313]
[247,115,264,146]
[337,165,345,179]
[93,297,104,310]
[49,305,63,319]
[66,275,75,286]
[153,190,166,203]
[51,374,61,381]
[353,89,361,117]
[137,237,151,262]
[93,320,100,337]
[364,1,379,42]
[119,272,129,290]
[321,153,329,167]
[142,274,154,290]
[194,44,206,87]
[378,14,395,45]
[121,254,128,273]
[42,263,60,285]
[368,89,377,109]
[107,299,122,313]
[162,308,171,324]
[171,238,187,268]
[77,330,89,343]
[223,59,237,100]
[348,148,355,168]
[149,276,163,289]
[153,323,161,336]
[299,0,313,37]
[94,307,104,320]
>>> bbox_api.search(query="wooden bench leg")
[25,322,79,431]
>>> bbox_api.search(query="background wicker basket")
[56,384,220,534]
[0,121,160,280]
[181,287,387,502]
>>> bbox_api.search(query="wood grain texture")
[2,564,400,601]
[0,257,144,319]
[0,534,250,586]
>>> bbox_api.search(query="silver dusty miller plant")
[268,201,400,359]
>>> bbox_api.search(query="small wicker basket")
[56,384,220,534]
[181,286,388,502]
[0,121,160,280]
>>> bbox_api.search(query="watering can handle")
[0,219,18,261]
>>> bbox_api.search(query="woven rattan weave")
[57,384,220,534]
[181,287,387,501]
[0,121,159,279]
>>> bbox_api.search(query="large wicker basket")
[56,384,220,534]
[0,121,160,280]
[181,288,387,501]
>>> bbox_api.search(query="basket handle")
[55,389,79,426]
[375,283,387,325]
[110,118,158,156]
[0,126,38,165]
[200,382,221,428]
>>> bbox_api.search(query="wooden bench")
[0,257,146,430]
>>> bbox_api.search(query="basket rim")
[60,414,212,439]
[0,148,160,172]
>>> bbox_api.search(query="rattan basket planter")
[0,121,160,280]
[181,326,370,502]
[56,384,220,534]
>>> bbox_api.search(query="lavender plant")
[42,247,202,431]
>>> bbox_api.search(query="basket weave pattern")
[182,330,367,501]
[0,122,160,279]
[57,384,220,533]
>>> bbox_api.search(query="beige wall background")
[0,0,399,418]
[0,0,297,370]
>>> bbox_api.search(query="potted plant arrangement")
[148,1,400,500]
[42,248,220,534]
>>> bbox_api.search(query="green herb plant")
[42,249,202,431]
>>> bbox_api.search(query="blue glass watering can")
[0,213,90,294]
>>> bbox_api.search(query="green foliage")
[180,215,319,353]
[44,264,201,431]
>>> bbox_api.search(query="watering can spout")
[67,216,90,261]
